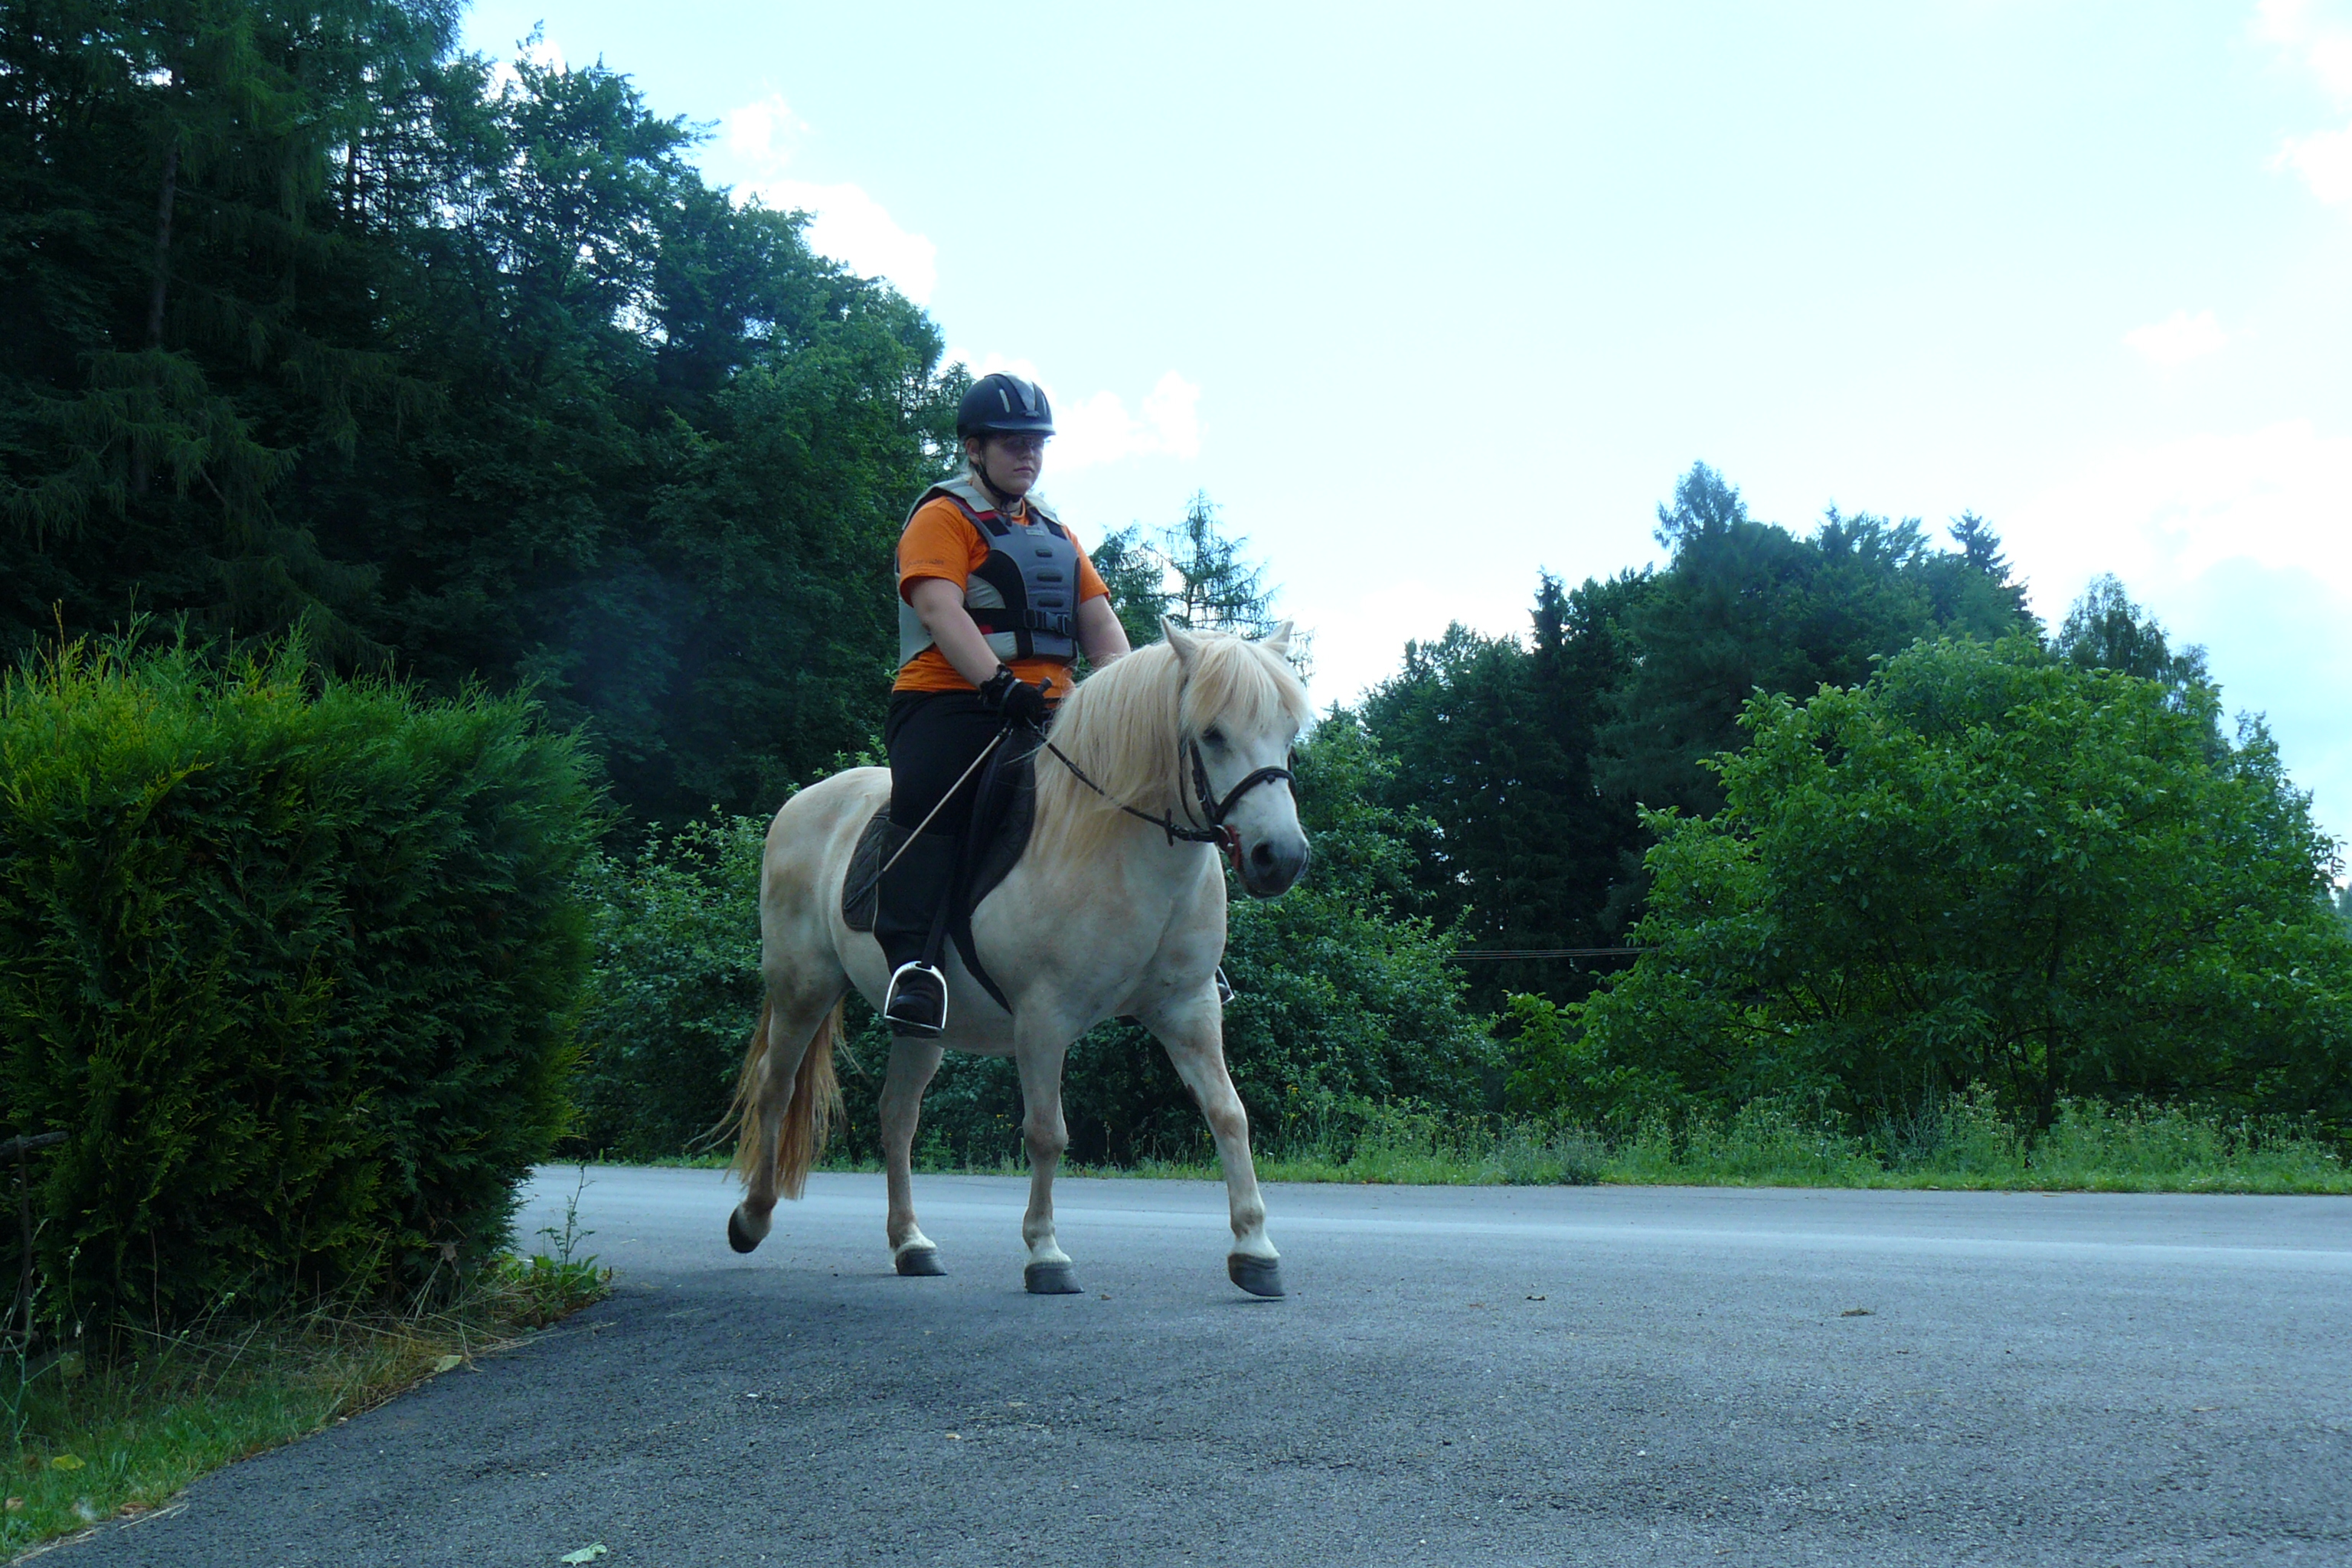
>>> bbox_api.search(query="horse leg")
[727,984,841,1253]
[1145,995,1283,1297]
[1014,1034,1082,1294]
[880,1036,946,1276]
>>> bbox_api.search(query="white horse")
[724,619,1313,1296]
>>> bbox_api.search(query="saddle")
[843,742,1038,959]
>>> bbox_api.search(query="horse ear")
[1260,619,1294,656]
[1161,616,1199,668]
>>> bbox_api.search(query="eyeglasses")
[986,434,1049,457]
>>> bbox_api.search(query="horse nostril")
[1251,842,1275,868]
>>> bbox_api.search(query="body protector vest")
[897,475,1083,668]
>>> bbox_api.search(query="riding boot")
[876,831,959,1036]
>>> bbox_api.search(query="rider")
[877,371,1132,1036]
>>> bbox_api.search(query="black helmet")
[957,372,1054,439]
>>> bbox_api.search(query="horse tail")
[724,998,775,1190]
[727,995,843,1200]
[777,1001,843,1198]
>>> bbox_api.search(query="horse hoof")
[727,1207,762,1255]
[1024,1261,1083,1295]
[1228,1255,1285,1298]
[895,1247,946,1277]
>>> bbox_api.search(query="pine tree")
[1161,492,1276,636]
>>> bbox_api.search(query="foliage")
[1596,462,2037,821]
[1357,570,1649,1006]
[1086,526,1178,652]
[1082,1090,2347,1194]
[1542,636,2352,1133]
[1357,463,2034,1004]
[2056,573,2210,692]
[2,8,956,827]
[1156,492,1279,637]
[570,812,766,1159]
[0,632,600,1338]
[0,0,457,658]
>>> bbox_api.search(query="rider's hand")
[979,666,1051,728]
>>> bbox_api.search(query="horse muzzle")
[1234,831,1310,898]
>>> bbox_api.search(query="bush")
[571,813,767,1159]
[1550,637,2352,1133]
[0,635,600,1341]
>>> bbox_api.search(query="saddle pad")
[841,750,1037,933]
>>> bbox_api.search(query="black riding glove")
[978,665,1051,728]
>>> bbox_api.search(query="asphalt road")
[47,1168,2352,1567]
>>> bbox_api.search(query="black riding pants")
[884,690,1005,837]
[875,689,1051,973]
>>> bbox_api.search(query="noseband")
[1185,740,1295,864]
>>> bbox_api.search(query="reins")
[1031,710,1295,872]
[1034,731,1229,848]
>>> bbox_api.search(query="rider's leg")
[877,691,999,1035]
[875,834,959,1031]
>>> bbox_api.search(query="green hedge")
[0,637,601,1339]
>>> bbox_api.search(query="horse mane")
[1034,632,1312,861]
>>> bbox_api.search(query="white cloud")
[1300,577,1533,710]
[486,33,564,96]
[745,178,939,304]
[2006,419,2352,840]
[2010,420,2352,593]
[2275,123,2352,204]
[2122,309,2229,368]
[2260,0,2352,204]
[720,92,805,167]
[1057,373,1202,468]
[946,354,1203,470]
[717,92,936,303]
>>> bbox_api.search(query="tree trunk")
[145,137,178,349]
[132,136,179,497]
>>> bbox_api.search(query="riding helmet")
[956,372,1055,439]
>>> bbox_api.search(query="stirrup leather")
[884,960,949,1037]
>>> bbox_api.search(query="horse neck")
[1032,651,1194,860]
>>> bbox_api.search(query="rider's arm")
[1076,596,1132,665]
[906,577,1007,688]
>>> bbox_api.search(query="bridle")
[1033,724,1295,874]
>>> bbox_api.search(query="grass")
[2,1185,610,1560]
[717,1093,2352,1194]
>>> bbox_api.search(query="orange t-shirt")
[895,497,1110,697]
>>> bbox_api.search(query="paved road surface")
[47,1168,2352,1566]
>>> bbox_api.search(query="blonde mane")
[1034,632,1312,861]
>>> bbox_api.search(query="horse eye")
[1204,727,1225,747]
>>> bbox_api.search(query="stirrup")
[884,961,949,1037]
[1214,965,1235,1007]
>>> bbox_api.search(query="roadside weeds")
[617,1096,2352,1197]
[4,1241,607,1560]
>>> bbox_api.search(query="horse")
[723,619,1314,1296]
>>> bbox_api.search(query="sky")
[462,0,2352,852]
